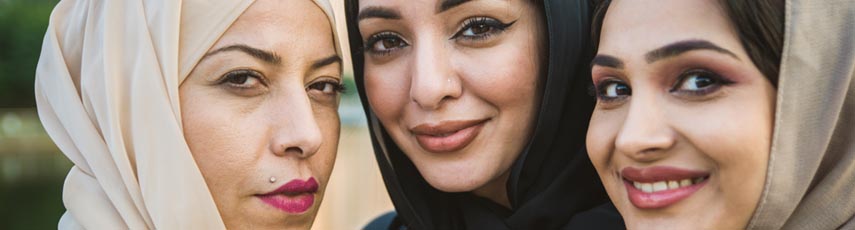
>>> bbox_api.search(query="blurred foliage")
[0,0,59,107]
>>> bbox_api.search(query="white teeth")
[667,180,680,190]
[652,181,668,192]
[631,177,706,193]
[641,183,653,193]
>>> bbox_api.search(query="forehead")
[215,0,335,58]
[598,0,745,60]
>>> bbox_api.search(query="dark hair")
[590,0,784,86]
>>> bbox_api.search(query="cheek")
[586,108,624,171]
[674,84,775,210]
[312,106,340,183]
[180,86,262,195]
[364,61,410,124]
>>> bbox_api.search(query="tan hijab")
[747,0,855,229]
[35,0,340,228]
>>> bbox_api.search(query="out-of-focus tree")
[0,0,59,107]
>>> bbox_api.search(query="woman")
[35,0,342,228]
[586,0,855,229]
[346,0,621,228]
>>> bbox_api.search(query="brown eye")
[219,69,263,89]
[670,69,734,96]
[365,31,409,55]
[226,74,249,85]
[452,17,516,40]
[381,37,404,50]
[307,80,344,96]
[470,23,491,35]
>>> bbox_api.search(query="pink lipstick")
[621,166,710,209]
[257,177,319,214]
[410,119,488,153]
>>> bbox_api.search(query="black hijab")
[346,0,622,229]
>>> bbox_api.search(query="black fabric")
[345,0,623,229]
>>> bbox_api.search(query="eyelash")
[307,80,346,94]
[217,69,267,88]
[362,17,516,56]
[669,69,734,96]
[592,69,734,103]
[451,17,516,40]
[364,31,408,56]
[594,78,631,102]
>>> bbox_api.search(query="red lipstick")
[257,177,319,214]
[410,119,488,153]
[621,167,710,209]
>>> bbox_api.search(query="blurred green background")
[1,0,68,229]
[0,0,368,229]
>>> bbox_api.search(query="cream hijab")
[747,0,855,229]
[35,0,340,229]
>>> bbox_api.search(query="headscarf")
[345,0,618,229]
[747,0,855,229]
[34,0,340,228]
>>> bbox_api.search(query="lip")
[621,166,710,209]
[410,119,489,153]
[256,177,319,214]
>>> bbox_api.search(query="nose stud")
[269,176,277,183]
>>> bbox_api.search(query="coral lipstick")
[411,119,488,153]
[257,177,319,214]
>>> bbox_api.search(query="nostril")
[285,147,303,155]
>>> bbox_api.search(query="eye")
[671,69,732,96]
[218,69,264,90]
[364,31,409,55]
[596,80,631,101]
[307,80,345,96]
[452,17,516,41]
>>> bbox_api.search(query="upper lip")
[621,166,710,183]
[410,119,489,136]
[259,177,319,196]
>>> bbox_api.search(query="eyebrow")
[203,44,280,64]
[591,54,625,69]
[311,54,342,69]
[358,6,401,21]
[438,0,472,13]
[645,39,739,63]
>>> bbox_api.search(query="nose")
[268,90,323,158]
[409,37,462,110]
[614,93,675,162]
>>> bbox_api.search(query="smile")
[621,166,710,209]
[410,118,489,153]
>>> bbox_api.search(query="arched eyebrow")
[311,54,342,70]
[438,0,472,13]
[645,39,739,63]
[202,44,280,64]
[591,39,740,69]
[358,6,401,21]
[359,0,479,21]
[591,54,624,69]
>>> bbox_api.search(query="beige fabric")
[35,0,340,229]
[747,0,855,229]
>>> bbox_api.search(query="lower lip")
[258,193,315,214]
[414,122,485,153]
[624,179,708,209]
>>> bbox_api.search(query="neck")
[471,170,512,208]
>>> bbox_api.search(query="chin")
[415,159,491,193]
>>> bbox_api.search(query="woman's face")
[179,0,341,229]
[356,0,546,202]
[586,0,776,228]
